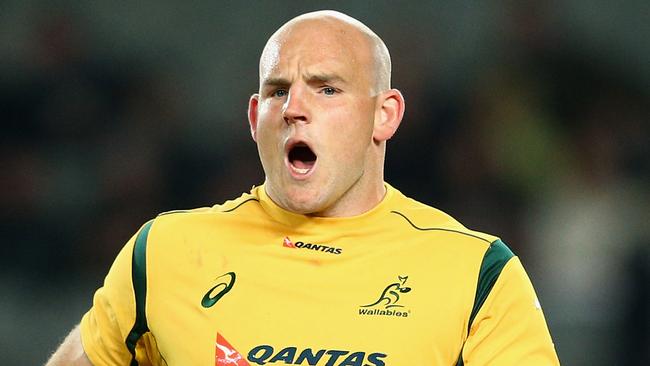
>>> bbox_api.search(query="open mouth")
[287,142,317,176]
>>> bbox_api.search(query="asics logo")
[202,272,236,308]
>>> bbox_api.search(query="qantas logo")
[216,333,249,365]
[202,272,236,308]
[215,334,387,366]
[283,237,296,248]
[282,237,342,255]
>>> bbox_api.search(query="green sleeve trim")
[125,220,154,366]
[456,239,515,366]
[456,356,464,366]
[468,239,515,327]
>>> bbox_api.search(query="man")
[47,10,560,366]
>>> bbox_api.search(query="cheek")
[338,105,375,146]
[324,117,374,163]
[256,101,276,128]
[255,104,285,164]
[256,103,283,140]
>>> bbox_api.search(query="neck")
[308,178,386,218]
[308,149,386,218]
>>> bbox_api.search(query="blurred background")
[1,1,648,364]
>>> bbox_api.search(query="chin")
[283,186,327,215]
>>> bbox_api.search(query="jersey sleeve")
[461,256,560,365]
[80,223,155,366]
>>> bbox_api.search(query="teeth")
[293,166,310,174]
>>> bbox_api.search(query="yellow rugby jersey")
[80,183,559,366]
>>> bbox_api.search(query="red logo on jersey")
[283,237,296,248]
[216,333,250,366]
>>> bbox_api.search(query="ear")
[373,89,405,142]
[248,94,260,142]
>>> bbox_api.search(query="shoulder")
[137,189,264,246]
[390,190,499,243]
[387,187,502,256]
[153,189,261,224]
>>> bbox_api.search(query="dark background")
[1,1,648,364]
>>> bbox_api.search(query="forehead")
[259,19,373,85]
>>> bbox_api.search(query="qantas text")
[294,241,343,255]
[247,345,386,366]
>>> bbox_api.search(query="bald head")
[259,10,392,95]
[248,10,406,217]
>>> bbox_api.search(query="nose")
[282,87,308,124]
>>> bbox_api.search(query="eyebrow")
[304,73,346,85]
[261,73,346,89]
[262,77,291,89]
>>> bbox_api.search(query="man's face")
[249,20,380,216]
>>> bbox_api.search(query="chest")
[145,230,473,365]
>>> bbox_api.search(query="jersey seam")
[221,198,259,213]
[390,210,491,243]
[157,209,194,217]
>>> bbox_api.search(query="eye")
[321,87,337,96]
[272,89,288,97]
